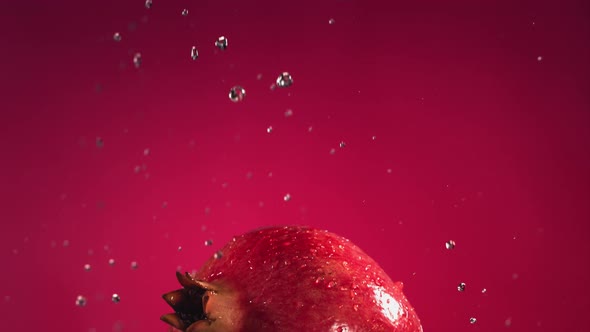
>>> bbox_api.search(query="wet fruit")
[161,225,422,331]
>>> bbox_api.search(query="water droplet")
[133,53,142,68]
[457,282,466,292]
[308,126,313,132]
[204,239,213,246]
[84,264,91,272]
[111,294,121,303]
[108,258,115,266]
[177,246,182,251]
[215,36,228,50]
[4,295,10,303]
[213,251,223,259]
[276,72,293,88]
[537,56,543,62]
[256,73,263,80]
[445,240,456,250]
[181,9,188,16]
[63,240,70,247]
[130,261,138,270]
[96,137,104,148]
[505,317,512,327]
[371,135,376,140]
[328,18,335,25]
[143,148,150,156]
[267,126,273,133]
[283,193,291,202]
[469,317,477,324]
[386,168,392,174]
[329,148,336,155]
[145,0,152,9]
[113,32,122,42]
[339,141,346,148]
[228,86,246,102]
[284,109,293,117]
[75,295,87,307]
[191,46,199,60]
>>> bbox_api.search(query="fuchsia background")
[1,0,589,331]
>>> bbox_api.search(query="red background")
[1,0,589,331]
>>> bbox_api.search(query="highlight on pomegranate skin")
[161,225,422,331]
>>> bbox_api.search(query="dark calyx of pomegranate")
[161,272,217,330]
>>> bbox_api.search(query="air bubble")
[204,239,213,246]
[215,36,228,50]
[181,9,188,16]
[191,46,198,60]
[145,0,152,9]
[133,53,142,68]
[276,72,293,88]
[84,264,91,272]
[75,295,87,307]
[457,282,466,292]
[339,141,346,148]
[329,18,335,25]
[229,86,246,102]
[111,294,121,303]
[267,126,273,133]
[214,251,223,259]
[130,261,138,270]
[113,32,122,42]
[445,240,456,250]
[469,317,477,324]
[108,258,115,266]
[284,193,292,202]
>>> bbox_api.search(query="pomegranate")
[161,226,422,331]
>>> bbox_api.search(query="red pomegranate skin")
[162,225,422,332]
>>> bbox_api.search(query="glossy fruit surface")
[162,225,422,331]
